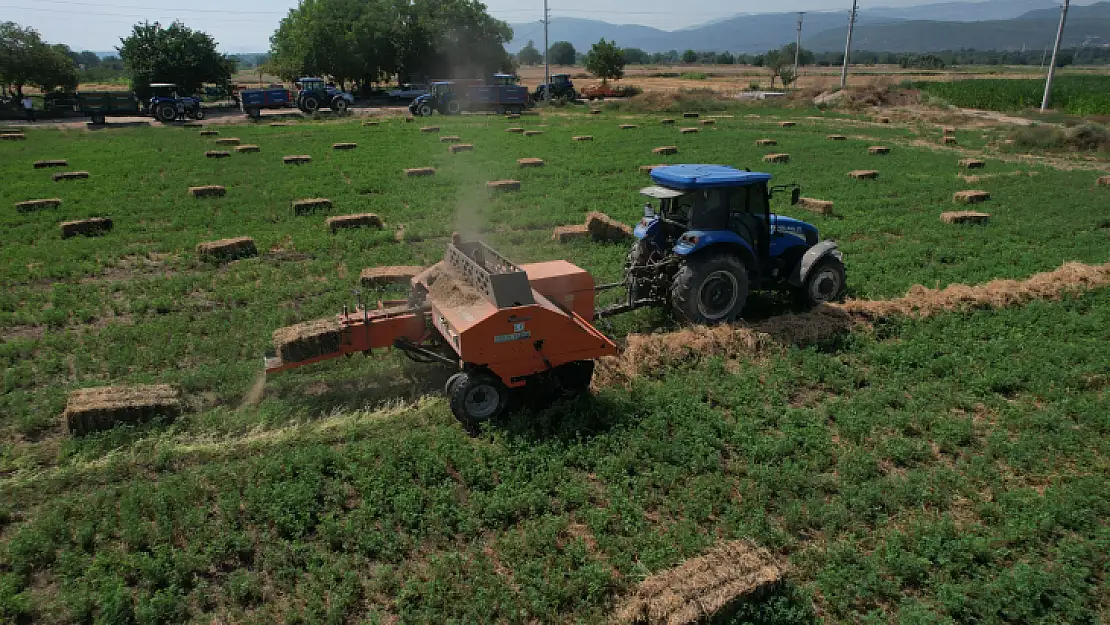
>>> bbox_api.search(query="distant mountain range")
[508,0,1110,54]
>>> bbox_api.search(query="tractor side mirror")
[791,187,801,206]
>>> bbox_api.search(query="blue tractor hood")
[770,214,818,245]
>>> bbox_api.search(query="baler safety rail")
[447,240,536,309]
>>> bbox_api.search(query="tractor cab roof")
[149,83,177,88]
[651,164,772,190]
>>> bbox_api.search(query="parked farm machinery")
[148,83,205,123]
[409,74,529,116]
[531,73,578,103]
[266,165,844,428]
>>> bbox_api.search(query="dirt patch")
[423,262,485,308]
[64,384,182,436]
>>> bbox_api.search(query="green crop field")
[1,109,1109,624]
[913,75,1110,116]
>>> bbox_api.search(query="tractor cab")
[627,164,844,324]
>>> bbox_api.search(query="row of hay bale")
[17,160,114,237]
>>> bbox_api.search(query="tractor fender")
[788,241,842,287]
[674,231,759,277]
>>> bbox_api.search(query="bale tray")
[360,266,422,288]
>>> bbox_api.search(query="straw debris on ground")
[611,540,785,625]
[60,217,112,238]
[586,212,634,243]
[423,262,486,307]
[64,384,182,436]
[272,317,342,364]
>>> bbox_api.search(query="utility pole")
[840,0,859,88]
[1041,0,1070,112]
[543,0,551,101]
[794,12,805,89]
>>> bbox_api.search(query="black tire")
[417,103,433,117]
[670,252,750,324]
[449,371,510,428]
[301,95,320,113]
[555,361,595,394]
[446,99,461,115]
[799,256,847,307]
[155,103,177,123]
[90,113,105,125]
[192,108,206,120]
[445,372,465,396]
[331,97,348,113]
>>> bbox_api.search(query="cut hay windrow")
[33,160,68,169]
[52,171,89,181]
[620,124,639,130]
[798,197,834,216]
[507,127,525,133]
[449,144,474,153]
[653,146,678,155]
[586,212,634,243]
[63,384,182,436]
[552,224,590,242]
[15,198,61,212]
[327,213,383,233]
[869,146,891,155]
[236,145,260,153]
[518,158,545,167]
[405,167,436,177]
[283,155,311,164]
[683,112,699,118]
[272,317,341,365]
[214,137,240,146]
[439,135,461,143]
[573,135,593,141]
[611,541,785,625]
[959,158,985,169]
[756,139,777,146]
[205,150,230,159]
[292,198,332,215]
[420,126,439,133]
[360,266,422,288]
[827,134,847,141]
[199,130,219,136]
[1,133,26,141]
[763,153,790,164]
[196,237,257,260]
[189,185,225,199]
[941,211,990,225]
[954,190,990,204]
[523,130,543,137]
[487,180,521,191]
[332,142,357,150]
[679,127,699,134]
[849,170,879,180]
[60,217,112,239]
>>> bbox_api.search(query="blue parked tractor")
[294,78,354,114]
[606,164,846,324]
[148,83,204,123]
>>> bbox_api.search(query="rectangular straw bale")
[270,122,292,127]
[518,158,545,167]
[34,160,68,169]
[588,109,601,115]
[661,119,675,125]
[60,217,112,238]
[214,137,240,146]
[189,185,226,198]
[944,136,958,145]
[941,211,990,225]
[63,384,182,436]
[798,198,834,216]
[236,145,260,153]
[877,116,891,124]
[1,133,26,140]
[954,190,990,204]
[362,120,380,126]
[700,119,715,125]
[183,122,202,128]
[449,144,474,153]
[780,121,796,128]
[487,179,521,191]
[683,112,699,118]
[332,142,357,150]
[680,127,699,134]
[205,150,230,159]
[420,126,439,133]
[849,170,879,180]
[827,134,847,141]
[619,124,638,129]
[505,114,521,120]
[943,126,957,135]
[284,155,311,164]
[523,130,544,136]
[763,153,790,164]
[272,317,342,364]
[15,198,61,212]
[653,146,678,155]
[1098,176,1110,186]
[327,213,383,233]
[292,198,332,215]
[199,130,219,136]
[360,266,422,287]
[572,135,593,141]
[507,127,525,133]
[439,135,461,143]
[756,139,777,146]
[586,211,633,243]
[959,158,985,169]
[869,146,891,155]
[196,236,257,260]
[405,167,436,177]
[52,171,89,181]
[553,224,590,242]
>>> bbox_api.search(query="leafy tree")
[622,47,649,64]
[119,21,235,99]
[715,51,735,65]
[681,49,698,64]
[0,22,79,96]
[762,45,801,88]
[780,43,815,67]
[584,38,624,81]
[517,40,542,66]
[547,41,576,66]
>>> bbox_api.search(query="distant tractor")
[531,74,577,103]
[409,74,529,116]
[294,78,354,114]
[615,165,846,324]
[148,83,204,123]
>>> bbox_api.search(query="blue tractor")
[619,164,845,324]
[148,83,204,123]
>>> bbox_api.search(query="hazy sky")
[3,0,1036,52]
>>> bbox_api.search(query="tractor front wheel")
[331,97,348,113]
[301,95,320,113]
[191,107,206,120]
[799,256,846,307]
[670,252,749,325]
[449,371,510,430]
[89,113,105,125]
[417,103,433,117]
[155,103,177,123]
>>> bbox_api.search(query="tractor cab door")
[727,184,770,261]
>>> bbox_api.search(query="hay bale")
[439,135,461,143]
[0,133,26,141]
[449,144,474,153]
[60,217,112,238]
[360,266,422,288]
[292,198,332,215]
[798,198,834,216]
[827,134,847,141]
[196,237,257,260]
[954,190,990,204]
[700,119,716,125]
[199,130,219,136]
[780,121,796,128]
[506,114,521,120]
[589,109,601,115]
[1098,176,1110,186]
[420,126,439,133]
[52,171,89,181]
[611,540,784,625]
[763,153,790,164]
[214,137,241,146]
[941,211,990,225]
[270,122,292,127]
[487,180,521,191]
[756,139,777,146]
[507,127,525,133]
[869,146,891,155]
[518,158,545,168]
[683,112,699,118]
[523,130,544,137]
[943,126,957,135]
[586,211,633,243]
[236,145,260,153]
[619,124,638,130]
[189,185,226,198]
[205,150,230,159]
[362,120,380,126]
[63,384,182,436]
[273,318,342,364]
[959,158,985,169]
[34,159,68,169]
[573,135,593,141]
[332,142,357,150]
[405,167,436,177]
[944,136,958,145]
[661,119,675,125]
[283,155,311,164]
[15,198,61,212]
[553,224,590,242]
[680,127,699,134]
[183,122,202,128]
[653,146,678,155]
[640,164,666,174]
[849,170,879,180]
[327,213,383,233]
[877,116,891,124]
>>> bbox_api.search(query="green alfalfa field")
[1,106,1109,623]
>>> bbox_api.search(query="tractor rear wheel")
[417,103,433,117]
[89,114,105,125]
[670,252,749,325]
[331,97,348,113]
[449,371,510,430]
[301,95,320,113]
[155,103,177,123]
[799,256,846,307]
[446,99,461,114]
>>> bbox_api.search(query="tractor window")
[689,190,729,230]
[749,185,769,216]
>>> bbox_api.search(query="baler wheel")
[449,371,510,429]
